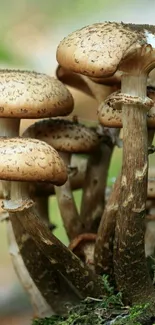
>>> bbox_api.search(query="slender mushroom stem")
[5,180,105,299]
[80,128,120,233]
[94,175,121,286]
[114,73,155,304]
[6,218,52,318]
[54,153,84,240]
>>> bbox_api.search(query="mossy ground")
[32,277,154,325]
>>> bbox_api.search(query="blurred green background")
[0,1,154,324]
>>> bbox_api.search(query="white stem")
[6,218,52,318]
[55,152,83,240]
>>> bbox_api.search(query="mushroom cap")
[23,118,102,153]
[57,22,155,78]
[0,138,67,185]
[0,69,74,118]
[98,88,155,128]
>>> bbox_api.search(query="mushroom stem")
[7,180,105,299]
[54,152,84,240]
[80,128,119,233]
[114,73,155,304]
[6,218,52,318]
[9,211,79,315]
[0,118,20,136]
[94,174,121,286]
[94,129,154,283]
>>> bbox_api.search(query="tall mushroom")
[2,138,104,301]
[23,118,102,239]
[57,22,155,306]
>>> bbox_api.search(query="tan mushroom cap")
[23,118,102,153]
[98,88,155,128]
[57,22,155,78]
[0,138,67,185]
[0,70,74,118]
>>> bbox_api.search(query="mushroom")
[57,22,155,305]
[69,233,96,272]
[0,69,74,309]
[98,87,155,129]
[2,137,104,300]
[23,118,102,239]
[0,69,74,219]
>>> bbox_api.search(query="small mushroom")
[23,118,102,240]
[69,233,96,272]
[2,137,104,301]
[98,87,155,128]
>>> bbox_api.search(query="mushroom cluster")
[2,21,155,325]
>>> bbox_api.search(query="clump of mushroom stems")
[6,180,105,300]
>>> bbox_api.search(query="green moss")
[32,277,152,325]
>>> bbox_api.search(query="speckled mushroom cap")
[23,118,102,153]
[0,69,73,118]
[57,22,155,78]
[98,88,155,128]
[0,138,67,185]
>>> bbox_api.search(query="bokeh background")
[0,1,154,324]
